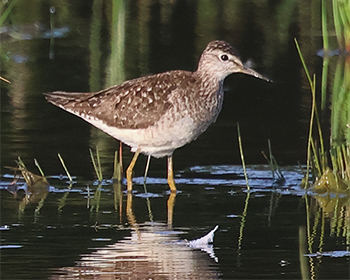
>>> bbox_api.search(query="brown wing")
[44,70,194,129]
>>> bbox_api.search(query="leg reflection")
[126,189,176,229]
[126,192,141,240]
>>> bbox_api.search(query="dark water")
[1,166,349,279]
[1,0,349,279]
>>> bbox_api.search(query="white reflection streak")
[53,224,220,279]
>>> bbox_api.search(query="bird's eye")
[220,54,229,61]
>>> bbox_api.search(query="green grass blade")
[113,150,122,181]
[89,148,103,182]
[237,122,250,191]
[321,0,329,52]
[0,0,19,26]
[294,39,314,89]
[96,146,102,180]
[34,158,45,177]
[16,157,26,169]
[58,153,73,182]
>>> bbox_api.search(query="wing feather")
[44,70,195,129]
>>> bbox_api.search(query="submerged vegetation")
[5,157,49,213]
[4,149,123,214]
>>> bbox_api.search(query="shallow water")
[1,0,349,279]
[1,166,349,279]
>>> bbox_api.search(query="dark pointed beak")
[241,66,272,82]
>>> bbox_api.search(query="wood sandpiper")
[44,40,270,192]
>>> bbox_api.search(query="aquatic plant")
[113,149,122,181]
[236,122,250,191]
[57,153,73,183]
[261,139,285,182]
[296,2,350,275]
[89,146,103,182]
[295,0,350,188]
[5,158,49,214]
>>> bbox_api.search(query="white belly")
[80,112,205,158]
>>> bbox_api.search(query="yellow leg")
[126,148,140,192]
[167,191,176,228]
[167,155,177,192]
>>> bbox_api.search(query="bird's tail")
[44,91,94,107]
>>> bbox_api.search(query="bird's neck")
[193,69,222,84]
[192,69,224,97]
[193,64,228,85]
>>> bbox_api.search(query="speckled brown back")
[45,70,197,129]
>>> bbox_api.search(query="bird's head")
[196,40,271,82]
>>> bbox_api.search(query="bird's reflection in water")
[52,191,220,279]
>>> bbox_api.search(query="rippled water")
[1,165,349,279]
